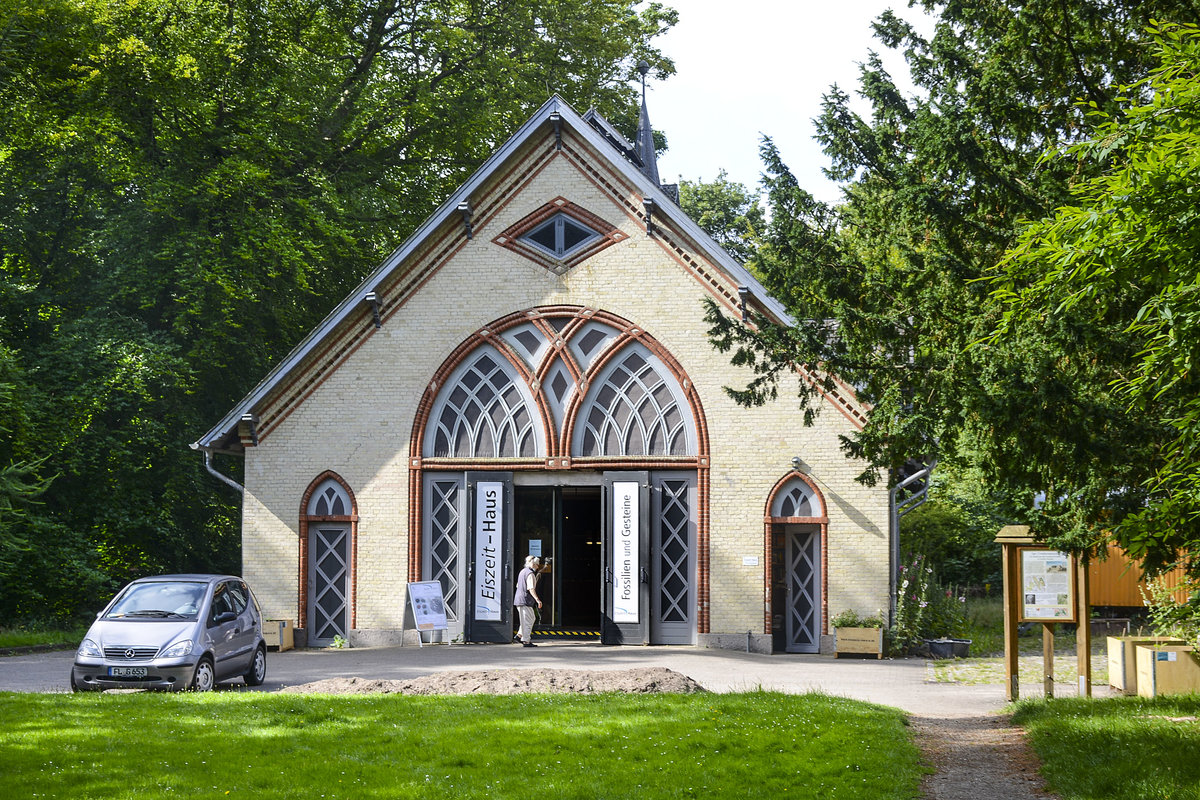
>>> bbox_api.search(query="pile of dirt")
[278,667,705,696]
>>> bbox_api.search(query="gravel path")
[912,714,1057,800]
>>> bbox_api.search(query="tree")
[706,1,1200,571]
[993,23,1200,575]
[678,170,764,265]
[0,0,677,622]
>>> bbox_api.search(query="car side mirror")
[213,610,237,625]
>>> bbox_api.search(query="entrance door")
[465,472,514,642]
[601,471,650,644]
[651,473,696,644]
[308,525,349,646]
[784,526,822,653]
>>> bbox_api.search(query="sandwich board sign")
[407,581,448,646]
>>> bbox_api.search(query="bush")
[890,552,968,654]
[1143,575,1200,648]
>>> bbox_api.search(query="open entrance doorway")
[514,486,602,637]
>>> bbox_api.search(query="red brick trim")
[407,305,711,636]
[492,196,628,274]
[763,471,830,641]
[298,471,359,632]
[764,471,828,520]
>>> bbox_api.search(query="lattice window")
[657,480,691,623]
[308,479,351,516]
[426,347,542,458]
[428,479,461,623]
[771,478,822,518]
[574,345,694,457]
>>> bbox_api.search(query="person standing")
[514,555,543,647]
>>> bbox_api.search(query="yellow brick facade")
[225,102,890,653]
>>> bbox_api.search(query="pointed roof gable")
[194,96,795,453]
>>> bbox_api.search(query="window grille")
[308,479,351,516]
[575,345,693,457]
[426,347,541,458]
[772,478,822,518]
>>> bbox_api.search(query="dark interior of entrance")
[514,486,601,633]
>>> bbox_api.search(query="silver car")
[71,574,267,692]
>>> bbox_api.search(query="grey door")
[423,473,467,641]
[465,472,514,643]
[308,525,349,646]
[601,471,650,645]
[650,472,696,644]
[785,527,821,653]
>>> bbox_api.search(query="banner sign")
[1020,548,1076,622]
[407,581,448,632]
[474,481,503,621]
[612,481,639,623]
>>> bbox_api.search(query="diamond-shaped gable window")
[493,198,626,275]
[522,214,600,259]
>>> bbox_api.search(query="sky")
[649,0,934,205]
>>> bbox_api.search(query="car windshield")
[105,582,206,620]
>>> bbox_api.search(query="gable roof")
[194,96,795,454]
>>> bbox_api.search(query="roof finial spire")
[634,60,661,186]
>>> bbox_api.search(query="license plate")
[108,666,147,677]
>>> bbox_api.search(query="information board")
[407,581,448,632]
[1019,548,1076,622]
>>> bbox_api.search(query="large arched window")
[417,308,698,461]
[573,343,694,457]
[424,345,542,458]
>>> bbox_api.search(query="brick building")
[195,94,890,653]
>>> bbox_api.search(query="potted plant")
[832,610,885,659]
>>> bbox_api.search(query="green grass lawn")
[0,626,87,650]
[0,690,925,799]
[1014,694,1200,800]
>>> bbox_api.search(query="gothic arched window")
[573,344,694,457]
[770,477,823,518]
[425,346,542,458]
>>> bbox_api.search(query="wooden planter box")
[1136,645,1200,698]
[1107,636,1186,695]
[835,627,883,659]
[262,619,294,652]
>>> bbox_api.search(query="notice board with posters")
[1019,548,1077,622]
[407,581,448,644]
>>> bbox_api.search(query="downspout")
[888,461,936,624]
[191,443,244,494]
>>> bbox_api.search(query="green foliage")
[901,463,1024,590]
[1143,575,1200,649]
[830,609,884,628]
[994,22,1200,577]
[0,692,926,799]
[1014,695,1200,800]
[891,552,967,653]
[707,1,1200,572]
[678,170,764,265]
[0,0,676,622]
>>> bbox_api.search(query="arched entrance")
[765,473,828,653]
[408,306,709,644]
[300,473,357,647]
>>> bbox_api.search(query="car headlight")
[161,639,194,658]
[77,639,102,658]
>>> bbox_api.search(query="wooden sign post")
[995,526,1091,701]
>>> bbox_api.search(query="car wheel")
[190,657,215,692]
[244,645,266,686]
[69,671,80,693]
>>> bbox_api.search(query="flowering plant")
[890,552,967,653]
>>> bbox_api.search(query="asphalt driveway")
[1,641,1006,716]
